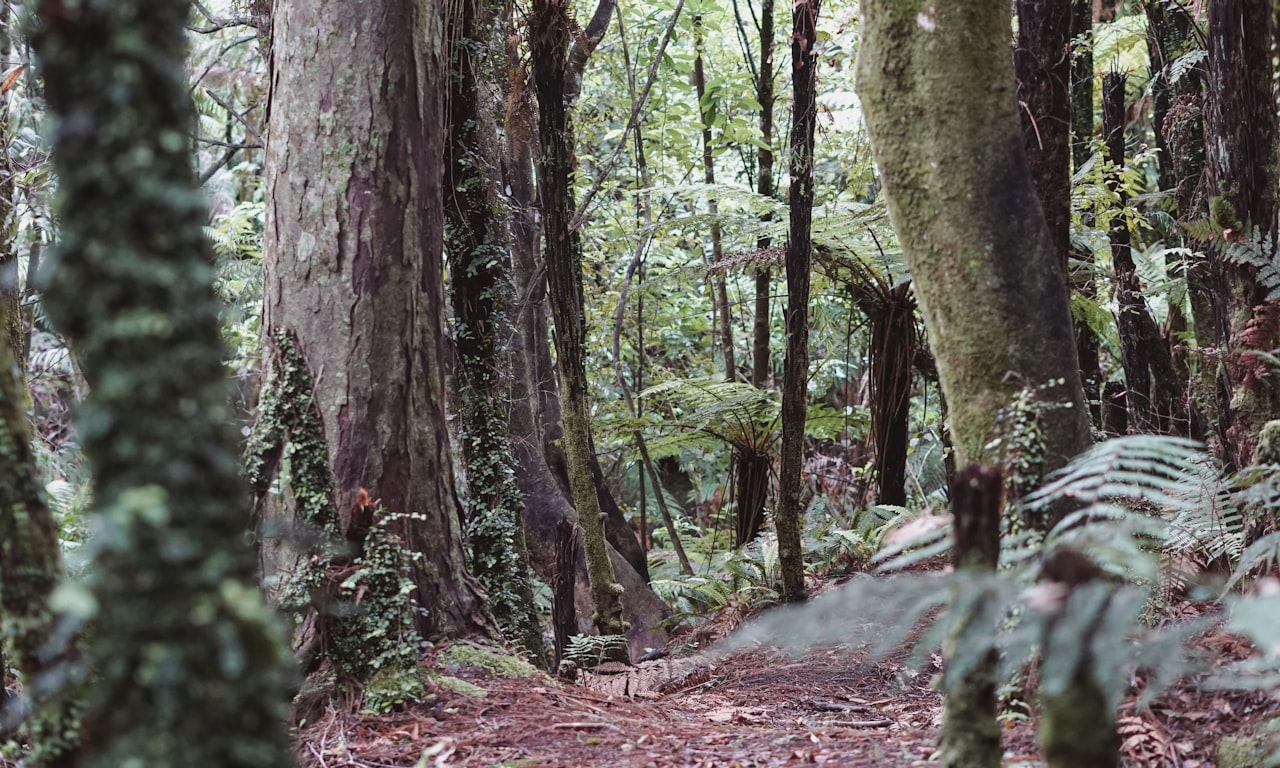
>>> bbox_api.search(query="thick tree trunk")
[530,0,627,652]
[1205,1,1279,470]
[264,0,490,639]
[445,0,545,661]
[858,0,1092,483]
[777,0,820,603]
[31,1,292,763]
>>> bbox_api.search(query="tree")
[444,0,546,661]
[529,0,629,657]
[775,0,819,603]
[30,0,292,763]
[858,0,1092,488]
[259,0,490,641]
[1204,1,1279,470]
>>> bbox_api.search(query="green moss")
[432,673,488,698]
[1218,733,1274,768]
[439,642,541,679]
[362,666,435,715]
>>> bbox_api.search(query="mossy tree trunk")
[263,0,491,639]
[0,298,77,766]
[1205,1,1279,470]
[444,0,546,662]
[858,0,1092,482]
[776,0,820,604]
[30,1,292,764]
[529,0,627,655]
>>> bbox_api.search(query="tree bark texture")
[445,0,546,661]
[504,100,668,659]
[867,285,914,507]
[1205,0,1280,470]
[777,0,820,603]
[264,0,489,639]
[31,1,292,764]
[1069,0,1101,422]
[530,0,627,649]
[939,465,1002,768]
[1015,0,1073,282]
[858,0,1092,477]
[694,16,735,383]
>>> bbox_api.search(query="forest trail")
[294,620,1272,768]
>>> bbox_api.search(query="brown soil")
[292,621,1277,768]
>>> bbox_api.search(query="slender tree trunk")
[693,16,735,382]
[858,0,1092,482]
[777,0,820,604]
[31,1,292,763]
[867,286,914,507]
[529,0,627,654]
[1205,1,1279,470]
[263,0,490,639]
[1015,0,1073,282]
[1070,0,1101,423]
[444,0,546,661]
[0,3,20,371]
[735,0,776,547]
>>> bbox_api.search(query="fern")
[1220,227,1280,300]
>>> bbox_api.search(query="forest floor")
[294,599,1279,768]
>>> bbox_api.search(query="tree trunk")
[776,0,820,603]
[736,0,775,547]
[31,1,292,763]
[263,0,490,639]
[1070,0,1101,423]
[1205,1,1279,470]
[503,69,668,659]
[858,0,1092,483]
[444,0,546,662]
[0,2,21,372]
[868,286,914,507]
[530,0,627,652]
[1015,0,1073,282]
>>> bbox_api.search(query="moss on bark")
[30,1,293,764]
[857,0,1092,483]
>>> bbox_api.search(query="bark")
[530,0,627,651]
[0,317,77,765]
[858,0,1092,481]
[867,285,914,507]
[777,0,820,603]
[264,0,490,639]
[1205,1,1279,470]
[1015,0,1073,281]
[1102,73,1182,436]
[504,88,668,659]
[31,1,292,764]
[445,0,546,662]
[0,2,21,372]
[939,465,1002,768]
[1070,0,1101,421]
[693,16,735,382]
[736,0,775,547]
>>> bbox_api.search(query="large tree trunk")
[1205,1,1279,470]
[31,1,291,763]
[776,0,820,603]
[444,0,545,661]
[858,1,1092,484]
[264,0,489,639]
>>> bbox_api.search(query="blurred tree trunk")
[31,0,292,764]
[858,0,1092,491]
[444,0,546,662]
[1205,1,1279,470]
[529,0,628,656]
[776,0,820,603]
[262,0,491,639]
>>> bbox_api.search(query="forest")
[3,0,1280,765]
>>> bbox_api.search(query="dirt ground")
[294,622,1278,768]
